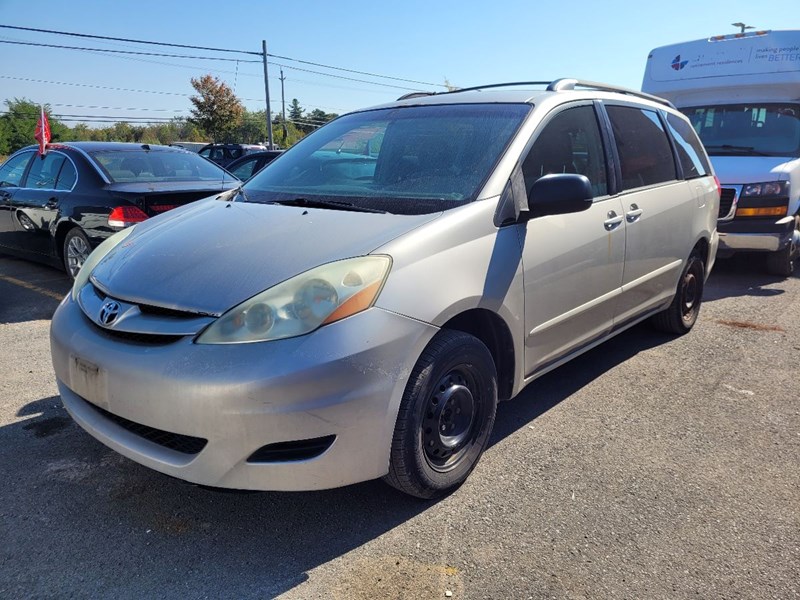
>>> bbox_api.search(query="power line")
[0,24,261,55]
[268,53,445,88]
[0,23,445,88]
[2,37,424,92]
[0,39,261,62]
[271,62,422,91]
[0,75,346,113]
[51,103,186,112]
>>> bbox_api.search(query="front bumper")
[50,294,438,491]
[717,218,796,254]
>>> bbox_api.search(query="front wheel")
[651,252,705,334]
[765,216,798,277]
[384,330,498,499]
[63,227,92,280]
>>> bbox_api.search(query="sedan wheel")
[63,228,92,280]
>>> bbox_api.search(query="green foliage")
[0,99,70,154]
[0,89,338,157]
[288,98,304,123]
[188,74,244,142]
[272,114,305,147]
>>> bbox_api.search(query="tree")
[0,99,69,155]
[288,99,304,124]
[188,75,244,142]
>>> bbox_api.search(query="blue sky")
[0,0,795,128]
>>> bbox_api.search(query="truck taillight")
[108,206,149,228]
[713,176,721,197]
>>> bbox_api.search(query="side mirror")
[528,174,594,218]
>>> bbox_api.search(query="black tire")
[765,245,794,277]
[765,215,798,277]
[63,227,92,280]
[651,252,705,335]
[384,330,498,499]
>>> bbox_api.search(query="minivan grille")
[719,188,736,219]
[80,395,208,455]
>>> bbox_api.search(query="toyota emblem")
[99,301,121,326]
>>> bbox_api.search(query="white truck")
[642,30,800,275]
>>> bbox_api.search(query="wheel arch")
[692,235,709,264]
[441,308,515,401]
[54,220,79,260]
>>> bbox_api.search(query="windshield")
[682,104,800,158]
[241,103,531,215]
[89,149,237,183]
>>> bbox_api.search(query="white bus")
[642,30,800,275]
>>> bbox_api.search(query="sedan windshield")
[241,103,531,215]
[89,149,237,183]
[683,104,800,158]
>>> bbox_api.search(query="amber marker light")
[735,207,787,217]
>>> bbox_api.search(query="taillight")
[108,206,149,228]
[713,176,722,197]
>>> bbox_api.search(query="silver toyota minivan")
[50,79,720,498]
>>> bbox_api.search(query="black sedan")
[0,142,240,278]
[226,150,284,181]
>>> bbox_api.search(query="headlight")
[196,255,392,344]
[742,181,788,197]
[71,226,136,300]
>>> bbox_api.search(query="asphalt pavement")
[0,253,797,599]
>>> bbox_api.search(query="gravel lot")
[0,253,797,599]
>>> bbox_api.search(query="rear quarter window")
[665,113,711,179]
[606,106,677,191]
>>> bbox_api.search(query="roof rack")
[546,78,674,108]
[395,78,674,108]
[396,91,437,101]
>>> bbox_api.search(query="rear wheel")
[63,227,91,280]
[651,252,705,334]
[384,330,497,499]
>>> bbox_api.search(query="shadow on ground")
[0,254,70,325]
[704,254,796,302]
[2,321,673,598]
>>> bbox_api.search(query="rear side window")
[522,105,608,197]
[56,158,78,190]
[665,113,711,179]
[26,153,66,189]
[606,106,676,190]
[0,151,33,187]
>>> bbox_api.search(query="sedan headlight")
[196,256,392,344]
[71,226,136,300]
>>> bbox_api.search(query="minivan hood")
[711,156,798,185]
[90,198,441,315]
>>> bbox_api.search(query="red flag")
[34,105,51,156]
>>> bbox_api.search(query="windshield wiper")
[704,144,771,156]
[266,198,386,213]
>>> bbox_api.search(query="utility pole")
[280,69,287,146]
[261,40,274,150]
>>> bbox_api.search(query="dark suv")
[198,143,267,168]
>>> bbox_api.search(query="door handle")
[604,211,624,231]
[626,203,643,222]
[45,197,59,209]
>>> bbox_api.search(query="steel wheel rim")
[66,235,90,278]
[681,267,700,321]
[422,369,479,472]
